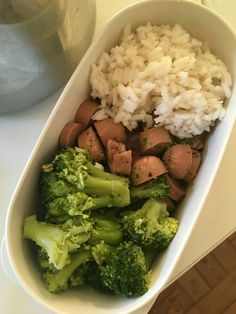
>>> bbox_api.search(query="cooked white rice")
[90,23,232,138]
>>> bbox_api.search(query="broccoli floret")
[92,242,150,298]
[46,192,129,223]
[23,215,92,269]
[90,214,123,246]
[42,249,92,293]
[40,148,130,215]
[130,176,169,200]
[40,170,76,204]
[46,192,95,220]
[122,198,179,249]
[62,214,123,246]
[61,218,92,248]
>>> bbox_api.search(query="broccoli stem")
[23,215,69,270]
[92,195,117,209]
[84,175,124,195]
[130,177,169,200]
[42,249,92,293]
[88,163,129,182]
[84,175,130,207]
[145,198,167,222]
[131,185,155,199]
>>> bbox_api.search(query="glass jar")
[0,0,96,114]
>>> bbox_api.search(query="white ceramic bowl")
[4,1,236,313]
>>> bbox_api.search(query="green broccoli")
[46,192,129,223]
[46,192,95,219]
[23,215,92,270]
[122,198,179,249]
[24,211,125,294]
[24,210,123,265]
[42,249,92,293]
[92,242,150,298]
[40,170,76,204]
[90,214,123,246]
[130,176,169,200]
[40,148,130,218]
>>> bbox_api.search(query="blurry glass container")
[0,0,96,114]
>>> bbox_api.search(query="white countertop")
[1,1,236,313]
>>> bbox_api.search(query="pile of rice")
[90,23,232,138]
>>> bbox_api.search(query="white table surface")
[1,1,236,313]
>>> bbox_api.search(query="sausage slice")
[59,122,83,148]
[165,174,186,201]
[111,150,132,176]
[107,139,126,164]
[78,127,104,161]
[74,98,99,129]
[163,144,192,179]
[139,127,172,155]
[94,118,127,146]
[183,150,201,183]
[132,156,167,185]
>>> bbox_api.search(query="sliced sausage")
[165,174,186,201]
[94,118,127,146]
[59,121,84,148]
[78,127,104,161]
[111,150,132,176]
[163,144,192,179]
[132,156,167,185]
[106,139,126,164]
[183,150,201,183]
[74,98,99,129]
[139,127,172,155]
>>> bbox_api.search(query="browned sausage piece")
[106,139,126,164]
[94,118,127,146]
[163,144,192,179]
[74,98,99,129]
[111,150,132,176]
[132,156,167,185]
[139,127,172,155]
[183,150,201,183]
[78,127,104,161]
[59,121,84,148]
[165,174,186,201]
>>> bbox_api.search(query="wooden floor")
[149,231,236,314]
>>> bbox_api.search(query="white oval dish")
[4,1,236,314]
[203,0,236,31]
